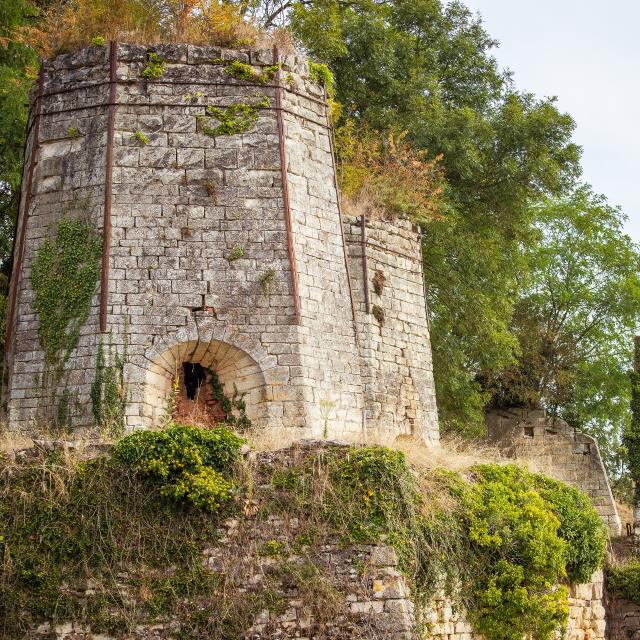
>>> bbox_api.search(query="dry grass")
[22,0,294,59]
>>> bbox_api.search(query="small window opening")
[524,426,534,438]
[183,362,207,400]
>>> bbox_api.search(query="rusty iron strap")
[360,216,371,315]
[100,40,117,333]
[5,69,45,354]
[325,90,360,345]
[32,78,329,109]
[273,46,301,325]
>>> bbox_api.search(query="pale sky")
[462,0,640,242]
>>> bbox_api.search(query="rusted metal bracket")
[5,68,45,354]
[273,46,301,325]
[100,40,117,333]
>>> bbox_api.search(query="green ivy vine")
[208,368,251,431]
[91,327,128,439]
[31,217,102,382]
[224,60,280,86]
[198,96,270,137]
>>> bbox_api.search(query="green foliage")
[308,61,335,94]
[67,126,79,138]
[625,338,640,506]
[228,245,245,261]
[141,52,165,78]
[113,423,244,512]
[199,96,270,137]
[31,216,102,381]
[488,187,640,473]
[224,60,280,85]
[133,129,150,145]
[90,35,106,46]
[91,330,128,439]
[463,465,568,640]
[0,452,238,637]
[208,368,252,431]
[533,474,607,583]
[259,267,276,294]
[607,562,640,604]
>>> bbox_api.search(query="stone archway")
[143,333,267,428]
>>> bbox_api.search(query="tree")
[281,0,580,432]
[625,336,640,539]
[0,0,40,356]
[489,187,640,473]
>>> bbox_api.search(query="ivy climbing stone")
[31,217,102,381]
[198,96,270,138]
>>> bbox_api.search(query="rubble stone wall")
[486,408,621,536]
[606,592,640,640]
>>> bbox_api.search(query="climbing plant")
[91,328,128,439]
[208,368,251,431]
[198,96,269,137]
[31,216,102,383]
[625,336,640,539]
[224,60,280,85]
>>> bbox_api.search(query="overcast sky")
[462,0,640,243]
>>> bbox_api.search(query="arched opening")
[144,338,267,428]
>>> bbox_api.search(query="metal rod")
[5,69,45,354]
[28,103,331,140]
[325,89,360,346]
[273,46,301,325]
[100,40,117,333]
[31,78,329,109]
[361,216,371,315]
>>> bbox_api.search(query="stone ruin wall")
[5,41,441,447]
[606,592,640,640]
[344,216,439,447]
[486,408,622,536]
[26,444,608,640]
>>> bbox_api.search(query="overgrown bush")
[26,0,258,57]
[607,562,640,604]
[533,474,607,583]
[113,423,244,512]
[335,120,444,224]
[463,465,569,640]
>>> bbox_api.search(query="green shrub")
[608,562,640,603]
[199,97,269,137]
[224,60,280,85]
[142,52,164,79]
[113,423,244,512]
[463,464,570,640]
[533,474,607,583]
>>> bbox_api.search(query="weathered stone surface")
[486,408,622,536]
[5,44,439,447]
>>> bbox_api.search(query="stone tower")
[5,42,439,445]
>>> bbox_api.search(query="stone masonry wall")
[486,408,622,536]
[344,215,439,446]
[426,571,606,640]
[6,43,364,440]
[21,442,607,640]
[606,592,640,640]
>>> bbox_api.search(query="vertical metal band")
[360,216,371,315]
[100,40,117,333]
[5,68,45,354]
[325,91,360,345]
[273,46,301,325]
[418,226,430,329]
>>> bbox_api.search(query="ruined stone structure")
[4,42,439,445]
[487,407,622,536]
